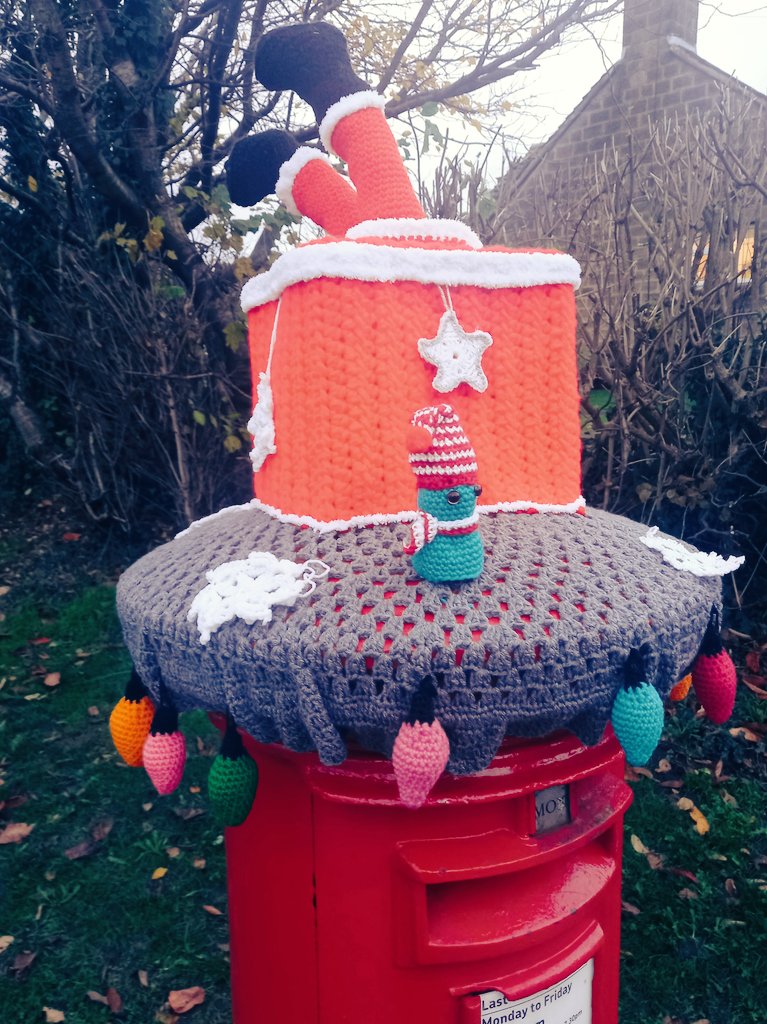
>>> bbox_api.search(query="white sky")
[512,0,767,148]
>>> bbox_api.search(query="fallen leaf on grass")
[657,779,685,789]
[668,867,699,885]
[192,859,206,870]
[725,878,738,896]
[656,758,672,773]
[0,821,34,844]
[31,637,51,646]
[621,901,641,915]
[11,950,37,976]
[138,970,149,988]
[0,935,14,953]
[729,727,760,742]
[151,867,168,880]
[86,986,122,1011]
[43,1008,65,1022]
[721,790,738,807]
[142,803,153,812]
[106,988,123,1012]
[625,765,653,781]
[43,672,61,688]
[168,987,205,1013]
[690,1020,711,1024]
[742,676,767,699]
[155,1013,179,1024]
[0,585,10,597]
[630,834,664,870]
[678,888,698,900]
[173,807,204,821]
[676,798,710,835]
[65,838,98,860]
[62,533,81,542]
[188,786,201,794]
[166,847,181,858]
[87,706,100,718]
[91,818,114,842]
[745,651,761,673]
[202,905,222,916]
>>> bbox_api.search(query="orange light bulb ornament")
[109,671,155,766]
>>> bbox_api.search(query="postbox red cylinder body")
[225,730,631,1024]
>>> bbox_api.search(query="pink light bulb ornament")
[143,704,187,795]
[392,718,450,808]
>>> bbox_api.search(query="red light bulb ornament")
[143,701,187,795]
[691,607,737,724]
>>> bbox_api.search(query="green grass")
[1,586,766,1024]
[0,588,230,1023]
[620,692,767,1024]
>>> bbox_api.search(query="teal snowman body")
[412,485,484,583]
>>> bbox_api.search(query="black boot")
[255,22,368,123]
[226,129,298,207]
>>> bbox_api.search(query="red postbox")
[225,730,630,1024]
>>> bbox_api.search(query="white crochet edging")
[176,495,586,538]
[478,496,586,516]
[346,218,482,249]
[241,243,582,310]
[641,527,745,577]
[275,147,332,218]
[319,90,388,154]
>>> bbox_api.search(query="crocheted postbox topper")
[227,23,583,528]
[114,21,742,812]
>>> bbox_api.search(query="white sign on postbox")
[478,958,593,1024]
[535,784,571,833]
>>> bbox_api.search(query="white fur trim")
[319,90,387,154]
[478,496,586,516]
[435,512,479,530]
[241,243,582,310]
[275,147,332,218]
[247,372,277,470]
[175,495,586,538]
[346,219,482,249]
[641,527,745,577]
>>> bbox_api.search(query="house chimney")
[623,0,699,55]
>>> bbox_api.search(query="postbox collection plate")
[478,958,593,1024]
[535,784,571,834]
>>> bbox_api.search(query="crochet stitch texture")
[117,505,719,775]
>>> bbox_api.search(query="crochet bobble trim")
[175,495,587,539]
[319,90,388,154]
[275,147,332,218]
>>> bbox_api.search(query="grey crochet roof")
[116,506,720,775]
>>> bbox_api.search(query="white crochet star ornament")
[417,310,493,393]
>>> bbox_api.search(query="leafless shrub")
[499,87,767,613]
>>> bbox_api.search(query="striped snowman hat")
[407,405,479,489]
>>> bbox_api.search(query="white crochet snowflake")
[188,552,328,644]
[641,527,744,577]
[417,310,493,393]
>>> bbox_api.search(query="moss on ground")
[0,587,230,1023]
